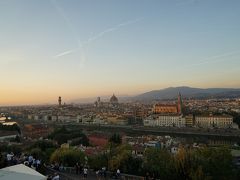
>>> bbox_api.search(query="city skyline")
[1,0,240,105]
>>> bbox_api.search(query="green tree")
[108,144,131,170]
[89,154,108,170]
[0,153,6,168]
[109,133,122,145]
[194,147,233,180]
[143,148,175,179]
[48,126,89,146]
[50,148,85,167]
[30,148,45,160]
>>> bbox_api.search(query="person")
[95,169,100,180]
[102,166,107,178]
[116,169,120,178]
[80,163,83,174]
[46,175,52,180]
[52,172,60,180]
[151,173,156,180]
[59,163,64,171]
[83,167,88,179]
[36,159,41,171]
[6,152,13,166]
[28,155,33,167]
[145,172,150,180]
[75,162,79,174]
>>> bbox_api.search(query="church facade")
[153,93,183,115]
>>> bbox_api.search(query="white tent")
[0,164,46,180]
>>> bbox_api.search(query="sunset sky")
[0,0,240,105]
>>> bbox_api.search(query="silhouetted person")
[83,167,88,178]
[75,162,79,174]
[145,172,150,180]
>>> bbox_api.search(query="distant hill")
[133,86,240,101]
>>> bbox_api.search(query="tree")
[109,133,122,145]
[0,153,6,168]
[25,140,58,162]
[193,147,233,180]
[48,126,89,146]
[108,144,131,170]
[50,148,85,167]
[143,148,175,179]
[30,148,45,160]
[174,147,200,180]
[29,140,57,151]
[173,146,234,180]
[89,154,108,170]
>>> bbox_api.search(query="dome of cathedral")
[110,94,118,103]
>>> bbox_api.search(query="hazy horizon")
[1,85,240,106]
[1,0,240,105]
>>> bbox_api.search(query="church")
[153,93,183,115]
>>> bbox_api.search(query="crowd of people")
[49,162,122,179]
[4,152,41,171]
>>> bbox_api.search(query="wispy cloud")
[53,18,143,59]
[184,51,240,68]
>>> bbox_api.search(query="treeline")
[45,132,240,179]
[89,145,240,180]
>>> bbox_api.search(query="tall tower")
[177,92,183,114]
[58,96,62,107]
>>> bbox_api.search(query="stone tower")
[177,92,183,114]
[58,96,62,107]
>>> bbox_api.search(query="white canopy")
[0,164,46,180]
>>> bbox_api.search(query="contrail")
[85,18,143,44]
[183,51,240,68]
[50,0,86,66]
[53,18,143,58]
[53,48,78,58]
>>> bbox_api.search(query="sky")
[0,0,240,105]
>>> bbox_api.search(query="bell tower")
[58,96,62,107]
[177,92,182,114]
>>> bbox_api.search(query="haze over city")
[1,0,240,105]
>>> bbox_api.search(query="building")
[88,134,108,147]
[195,115,233,128]
[153,104,178,114]
[144,115,186,127]
[94,97,102,107]
[110,94,119,105]
[153,93,183,114]
[58,96,62,107]
[185,115,194,127]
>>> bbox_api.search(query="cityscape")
[1,0,240,180]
